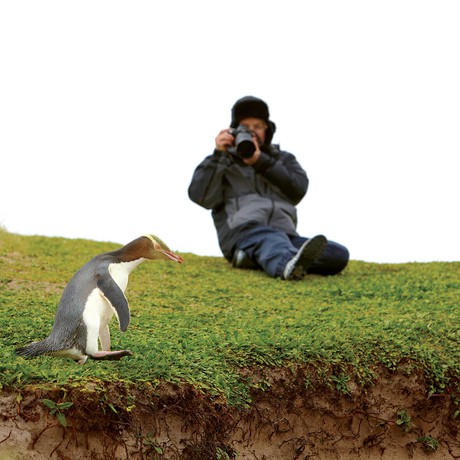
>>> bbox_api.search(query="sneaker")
[283,235,328,280]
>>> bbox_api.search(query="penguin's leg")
[86,294,132,361]
[77,356,88,365]
[98,324,111,351]
[51,348,89,364]
[98,298,116,351]
[93,321,133,360]
[82,296,104,358]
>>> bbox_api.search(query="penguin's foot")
[90,350,133,361]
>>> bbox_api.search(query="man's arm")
[188,151,231,210]
[252,151,309,205]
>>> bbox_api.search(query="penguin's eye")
[154,243,161,251]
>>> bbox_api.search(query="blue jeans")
[234,226,349,277]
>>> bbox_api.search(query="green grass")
[1,228,459,406]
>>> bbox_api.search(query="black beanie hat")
[230,96,277,146]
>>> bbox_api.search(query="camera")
[229,125,256,159]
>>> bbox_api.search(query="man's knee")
[309,242,349,276]
[329,244,350,274]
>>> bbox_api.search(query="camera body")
[229,125,256,159]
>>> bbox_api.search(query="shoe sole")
[287,235,328,280]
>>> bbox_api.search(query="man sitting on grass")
[188,96,349,280]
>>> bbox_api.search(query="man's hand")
[215,128,235,152]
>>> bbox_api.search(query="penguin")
[16,234,183,364]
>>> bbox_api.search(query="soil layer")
[1,367,459,460]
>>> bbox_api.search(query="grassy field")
[1,228,459,407]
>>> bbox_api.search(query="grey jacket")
[188,146,309,259]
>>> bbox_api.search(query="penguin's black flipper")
[96,273,130,332]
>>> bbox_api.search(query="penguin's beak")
[162,250,184,264]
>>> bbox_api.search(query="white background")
[1,1,459,263]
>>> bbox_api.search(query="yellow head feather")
[143,234,171,251]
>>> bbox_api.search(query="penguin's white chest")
[108,259,144,292]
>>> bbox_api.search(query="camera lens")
[234,126,256,159]
[236,140,256,158]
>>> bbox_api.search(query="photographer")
[188,96,349,280]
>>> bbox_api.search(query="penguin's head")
[142,234,184,264]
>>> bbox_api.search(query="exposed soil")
[1,366,459,460]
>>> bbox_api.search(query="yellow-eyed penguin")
[16,234,183,364]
